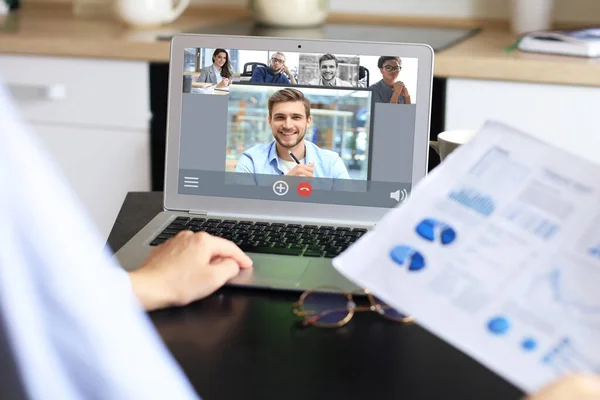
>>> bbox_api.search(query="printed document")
[333,121,600,393]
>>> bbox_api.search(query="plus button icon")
[272,180,289,196]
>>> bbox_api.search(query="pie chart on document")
[389,245,426,271]
[415,218,457,245]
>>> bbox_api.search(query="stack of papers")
[333,121,600,393]
[518,27,600,58]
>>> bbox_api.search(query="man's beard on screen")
[273,126,307,149]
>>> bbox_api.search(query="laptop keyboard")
[149,217,368,258]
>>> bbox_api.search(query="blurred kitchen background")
[51,0,600,26]
[2,0,599,240]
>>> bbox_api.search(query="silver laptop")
[114,34,434,293]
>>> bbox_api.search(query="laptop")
[114,34,434,293]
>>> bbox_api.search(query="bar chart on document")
[442,146,536,290]
[447,147,530,217]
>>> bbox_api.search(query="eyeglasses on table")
[291,286,414,328]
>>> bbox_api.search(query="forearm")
[390,92,401,104]
[403,94,411,104]
[283,68,296,85]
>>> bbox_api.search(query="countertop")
[1,5,600,87]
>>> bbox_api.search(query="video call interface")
[177,47,420,208]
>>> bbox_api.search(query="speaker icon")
[390,189,408,202]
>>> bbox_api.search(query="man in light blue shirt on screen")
[235,88,350,183]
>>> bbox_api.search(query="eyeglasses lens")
[302,291,352,325]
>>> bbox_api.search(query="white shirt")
[279,157,304,174]
[212,64,223,85]
[0,78,199,399]
[308,77,352,87]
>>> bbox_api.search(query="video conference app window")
[178,46,420,206]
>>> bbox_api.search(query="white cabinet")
[0,55,151,241]
[445,78,600,165]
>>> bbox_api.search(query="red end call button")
[297,182,312,197]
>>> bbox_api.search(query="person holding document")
[0,75,597,399]
[235,88,350,180]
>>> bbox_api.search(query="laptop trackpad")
[230,254,310,287]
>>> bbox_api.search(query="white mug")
[429,129,477,161]
[114,0,190,27]
[249,0,328,27]
[510,0,554,34]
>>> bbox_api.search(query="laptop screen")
[178,47,421,208]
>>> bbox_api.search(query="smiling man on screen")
[235,88,350,181]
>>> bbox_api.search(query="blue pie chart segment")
[487,316,510,335]
[415,218,457,245]
[390,245,426,271]
[440,227,457,245]
[521,338,537,351]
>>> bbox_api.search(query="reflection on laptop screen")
[178,47,419,208]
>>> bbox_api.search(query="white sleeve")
[0,78,200,400]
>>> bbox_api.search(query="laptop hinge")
[188,210,209,216]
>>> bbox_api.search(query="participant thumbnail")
[182,47,299,94]
[182,47,233,95]
[358,55,419,104]
[247,51,297,85]
[224,85,372,183]
[298,53,360,87]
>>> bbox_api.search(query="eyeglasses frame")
[383,65,402,72]
[291,286,415,328]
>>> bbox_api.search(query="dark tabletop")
[108,192,523,400]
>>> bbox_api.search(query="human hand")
[217,78,230,88]
[393,81,408,96]
[129,231,253,311]
[524,374,600,400]
[286,162,314,177]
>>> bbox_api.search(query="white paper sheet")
[333,121,600,394]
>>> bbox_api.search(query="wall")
[190,0,600,24]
